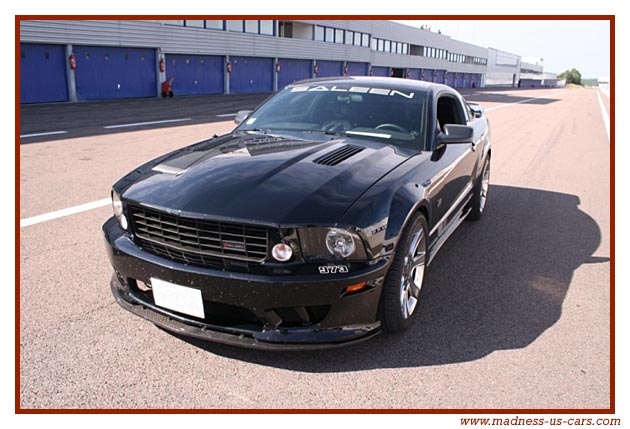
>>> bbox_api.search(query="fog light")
[272,243,293,262]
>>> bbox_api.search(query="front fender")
[340,154,433,261]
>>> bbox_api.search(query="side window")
[436,95,466,131]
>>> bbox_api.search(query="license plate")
[151,278,205,319]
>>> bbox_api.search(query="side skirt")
[427,199,472,266]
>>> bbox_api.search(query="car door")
[425,91,479,237]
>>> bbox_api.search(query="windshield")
[237,83,427,149]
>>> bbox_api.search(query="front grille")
[128,205,269,270]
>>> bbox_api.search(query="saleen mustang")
[103,77,491,350]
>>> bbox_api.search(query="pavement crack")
[64,300,117,324]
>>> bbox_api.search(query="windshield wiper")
[302,130,346,137]
[238,128,272,134]
[345,130,391,139]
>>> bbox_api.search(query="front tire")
[380,213,428,333]
[467,156,490,221]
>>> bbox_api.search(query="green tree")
[558,68,582,85]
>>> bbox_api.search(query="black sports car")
[103,77,491,350]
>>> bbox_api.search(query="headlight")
[299,227,367,260]
[325,228,356,258]
[112,191,123,217]
[111,190,127,230]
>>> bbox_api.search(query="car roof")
[288,76,451,95]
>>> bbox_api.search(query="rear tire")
[380,213,428,333]
[467,156,490,221]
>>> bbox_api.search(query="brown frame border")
[15,14,615,414]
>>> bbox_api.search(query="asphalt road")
[18,87,611,409]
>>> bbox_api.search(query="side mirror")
[234,110,252,125]
[437,124,474,145]
[468,103,484,118]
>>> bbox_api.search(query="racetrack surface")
[18,87,611,409]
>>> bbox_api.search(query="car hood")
[119,133,413,226]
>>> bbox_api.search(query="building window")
[259,20,274,35]
[345,30,354,45]
[163,20,184,26]
[325,27,334,42]
[226,20,244,32]
[377,39,384,51]
[244,20,259,33]
[185,20,204,28]
[362,33,370,47]
[402,43,408,55]
[205,20,223,30]
[352,32,360,46]
[385,40,391,52]
[315,25,324,41]
[335,28,344,43]
[371,37,377,50]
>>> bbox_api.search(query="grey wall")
[20,19,489,75]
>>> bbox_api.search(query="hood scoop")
[313,144,365,166]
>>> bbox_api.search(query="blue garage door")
[371,66,390,77]
[435,70,446,84]
[471,74,480,88]
[278,58,311,89]
[463,73,472,88]
[346,62,368,76]
[455,73,464,88]
[20,43,68,103]
[446,72,456,87]
[316,60,343,78]
[75,46,156,100]
[422,69,435,82]
[230,56,273,94]
[165,54,223,96]
[407,68,421,80]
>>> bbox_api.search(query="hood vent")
[313,144,365,166]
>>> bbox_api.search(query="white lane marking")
[485,90,569,112]
[20,131,68,138]
[596,90,610,143]
[216,113,237,118]
[104,118,191,129]
[20,198,111,228]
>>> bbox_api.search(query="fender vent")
[313,144,365,166]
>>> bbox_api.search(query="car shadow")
[167,184,607,371]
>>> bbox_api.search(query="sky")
[393,20,611,78]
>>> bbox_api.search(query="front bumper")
[104,217,387,350]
